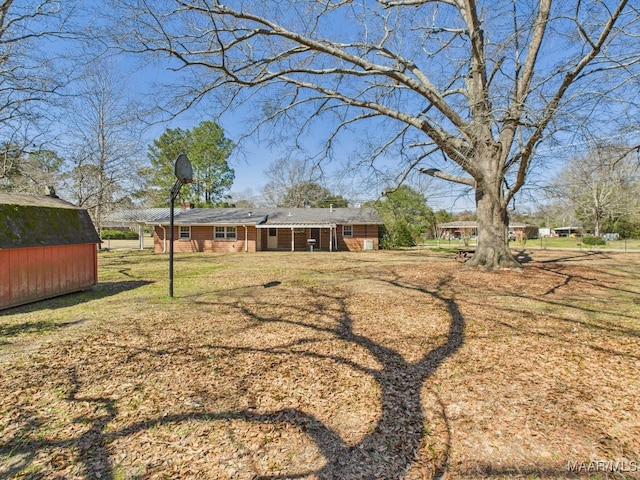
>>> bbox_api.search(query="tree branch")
[418,167,475,186]
[505,0,630,206]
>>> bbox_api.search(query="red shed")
[0,192,101,310]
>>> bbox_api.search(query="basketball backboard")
[174,154,193,183]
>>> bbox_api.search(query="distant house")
[436,221,479,239]
[0,193,101,310]
[437,221,538,240]
[149,207,383,253]
[552,226,583,237]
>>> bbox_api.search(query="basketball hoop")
[169,154,193,297]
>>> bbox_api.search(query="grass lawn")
[1,249,639,479]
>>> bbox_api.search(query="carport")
[256,223,338,252]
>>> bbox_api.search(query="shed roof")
[0,193,101,248]
[149,207,383,227]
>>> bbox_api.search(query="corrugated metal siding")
[0,244,97,310]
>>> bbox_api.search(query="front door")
[267,228,278,250]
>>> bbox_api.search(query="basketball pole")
[169,178,184,298]
[168,153,193,298]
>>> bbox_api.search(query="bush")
[380,221,415,249]
[101,229,139,240]
[582,235,606,246]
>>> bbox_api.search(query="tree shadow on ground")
[514,250,533,263]
[533,259,640,298]
[206,278,465,478]
[0,273,464,478]
[534,250,611,264]
[460,256,640,361]
[180,280,283,300]
[0,280,154,316]
[0,366,118,480]
[0,318,88,338]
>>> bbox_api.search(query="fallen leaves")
[1,249,639,479]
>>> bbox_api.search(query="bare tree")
[548,145,640,237]
[229,187,258,208]
[63,59,145,234]
[262,157,322,207]
[113,0,640,269]
[0,0,77,183]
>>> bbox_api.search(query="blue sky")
[116,58,477,210]
[38,0,640,214]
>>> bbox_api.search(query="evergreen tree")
[145,121,234,207]
[374,186,434,248]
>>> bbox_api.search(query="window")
[342,225,353,237]
[215,226,237,240]
[179,226,191,239]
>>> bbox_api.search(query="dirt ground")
[1,249,639,479]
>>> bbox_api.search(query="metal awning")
[256,223,337,229]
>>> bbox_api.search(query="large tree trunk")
[465,176,521,270]
[593,208,602,237]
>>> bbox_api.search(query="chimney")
[45,185,59,198]
[330,204,333,212]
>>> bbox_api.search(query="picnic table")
[455,247,475,261]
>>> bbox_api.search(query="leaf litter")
[0,249,639,479]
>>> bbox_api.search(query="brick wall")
[153,226,257,253]
[154,224,379,253]
[337,224,379,251]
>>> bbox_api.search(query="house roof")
[437,221,478,229]
[437,221,532,229]
[0,193,101,248]
[149,207,383,227]
[553,226,583,231]
[259,208,383,227]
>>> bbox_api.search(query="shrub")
[380,221,415,249]
[101,229,139,240]
[582,235,606,246]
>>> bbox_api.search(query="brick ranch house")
[149,207,383,253]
